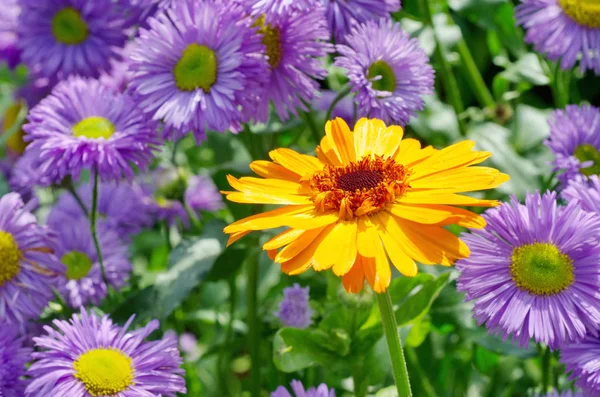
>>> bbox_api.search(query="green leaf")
[395,272,450,326]
[501,53,550,86]
[474,345,500,375]
[405,315,432,348]
[205,246,246,281]
[272,328,341,372]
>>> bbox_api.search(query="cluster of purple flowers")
[456,104,600,394]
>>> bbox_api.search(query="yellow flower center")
[511,243,574,296]
[0,231,21,286]
[73,116,115,140]
[173,44,218,92]
[73,348,134,396]
[2,102,27,154]
[62,251,93,280]
[52,7,89,45]
[368,60,397,93]
[310,155,410,220]
[574,143,600,176]
[256,16,283,68]
[559,0,600,28]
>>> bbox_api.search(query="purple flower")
[179,332,201,361]
[27,309,186,396]
[142,167,190,227]
[128,0,269,141]
[17,0,128,79]
[248,0,320,15]
[9,148,52,197]
[562,175,600,214]
[23,77,157,184]
[0,323,31,396]
[0,0,21,69]
[545,105,600,187]
[561,334,600,394]
[314,90,355,125]
[516,0,600,74]
[277,283,313,329]
[322,0,401,42]
[272,380,335,397]
[185,175,224,213]
[49,180,154,239]
[456,191,600,349]
[0,193,63,325]
[335,19,434,125]
[253,7,333,122]
[98,42,135,93]
[49,216,131,308]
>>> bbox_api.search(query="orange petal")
[362,245,392,293]
[409,166,510,192]
[275,228,322,263]
[342,256,365,293]
[317,134,343,166]
[353,118,387,158]
[410,141,490,179]
[227,230,251,247]
[224,205,338,233]
[225,192,312,205]
[357,216,379,258]
[313,220,358,275]
[378,224,418,277]
[325,118,356,163]
[263,229,306,250]
[279,225,333,275]
[394,138,436,166]
[398,191,499,207]
[390,203,486,229]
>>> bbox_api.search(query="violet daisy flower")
[249,0,320,15]
[0,0,21,69]
[49,216,131,308]
[128,0,269,141]
[252,8,333,122]
[143,167,190,227]
[17,0,128,79]
[562,175,600,213]
[322,0,401,42]
[185,175,224,213]
[335,19,434,126]
[0,323,31,396]
[27,309,186,397]
[561,334,600,394]
[272,380,335,397]
[277,283,313,329]
[516,0,600,74]
[456,191,600,349]
[49,181,153,239]
[545,104,600,187]
[0,193,63,325]
[23,77,157,184]
[9,148,52,197]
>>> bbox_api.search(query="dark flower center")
[368,60,397,93]
[52,7,89,45]
[173,44,218,92]
[336,170,384,191]
[256,16,283,68]
[511,243,574,296]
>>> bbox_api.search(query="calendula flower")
[223,118,508,293]
[457,192,600,349]
[516,0,600,74]
[27,309,186,396]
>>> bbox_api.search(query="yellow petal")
[398,191,499,207]
[225,192,312,205]
[362,246,392,293]
[394,138,436,166]
[229,175,305,194]
[325,118,356,163]
[353,118,387,157]
[250,161,299,182]
[313,220,358,275]
[357,216,380,258]
[391,204,486,229]
[409,166,510,192]
[342,256,365,293]
[377,224,418,277]
[275,228,322,263]
[410,140,490,179]
[263,229,306,250]
[224,205,338,233]
[280,226,333,275]
[269,148,323,177]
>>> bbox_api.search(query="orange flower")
[223,118,509,293]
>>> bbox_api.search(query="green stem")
[376,290,412,397]
[552,64,571,109]
[218,276,237,395]
[163,220,172,250]
[422,0,467,136]
[300,110,322,144]
[541,346,552,393]
[247,248,261,397]
[90,170,109,287]
[455,38,495,108]
[65,181,89,217]
[325,86,352,123]
[352,368,367,397]
[406,347,438,397]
